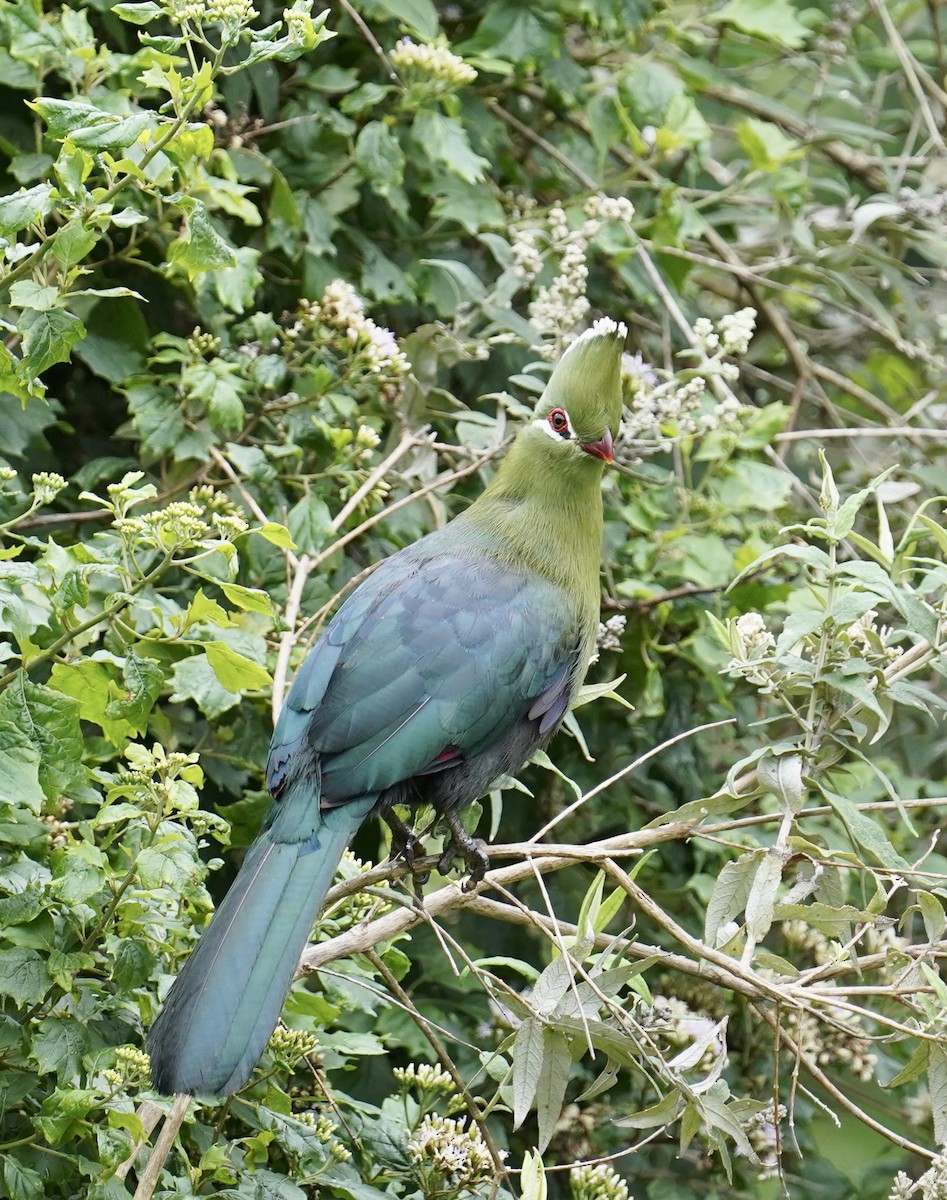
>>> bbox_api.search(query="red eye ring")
[547,408,570,435]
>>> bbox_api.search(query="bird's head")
[531,317,627,467]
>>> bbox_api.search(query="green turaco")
[148,317,627,1096]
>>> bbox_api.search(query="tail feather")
[148,791,373,1096]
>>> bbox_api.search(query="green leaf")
[412,110,489,183]
[170,653,242,718]
[916,891,947,943]
[355,121,405,198]
[930,1044,947,1146]
[53,840,106,903]
[520,1150,548,1200]
[169,200,237,279]
[713,0,811,48]
[3,1158,44,1200]
[112,0,163,22]
[373,0,439,38]
[705,852,758,946]
[18,306,86,377]
[219,583,276,616]
[822,789,911,872]
[204,641,272,692]
[3,675,88,804]
[744,849,784,943]
[256,522,296,550]
[0,690,44,813]
[32,1016,89,1078]
[0,183,54,237]
[106,652,165,732]
[183,588,234,630]
[512,1016,544,1128]
[0,947,50,1005]
[287,495,333,555]
[737,118,801,170]
[535,1028,571,1153]
[70,112,151,152]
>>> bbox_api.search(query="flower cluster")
[31,471,67,505]
[296,1111,352,1161]
[406,1114,498,1187]
[300,280,410,379]
[720,600,901,700]
[165,0,257,24]
[746,1104,786,1182]
[785,996,877,1083]
[393,1062,456,1096]
[268,1025,319,1065]
[390,38,477,90]
[890,1154,947,1199]
[570,1162,633,1200]
[509,196,634,348]
[617,308,756,456]
[103,1046,152,1088]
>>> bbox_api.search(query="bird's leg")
[437,809,490,891]
[383,808,429,881]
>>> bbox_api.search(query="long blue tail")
[147,787,373,1096]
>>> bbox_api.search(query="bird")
[147,317,626,1096]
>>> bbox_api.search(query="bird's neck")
[466,435,605,613]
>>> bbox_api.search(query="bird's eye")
[547,408,570,436]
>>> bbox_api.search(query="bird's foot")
[437,811,490,892]
[384,809,430,883]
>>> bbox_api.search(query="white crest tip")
[561,318,628,357]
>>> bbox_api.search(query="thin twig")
[131,1093,190,1200]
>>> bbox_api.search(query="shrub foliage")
[1,0,946,1198]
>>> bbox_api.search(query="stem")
[0,552,173,690]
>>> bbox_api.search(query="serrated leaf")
[183,587,235,630]
[169,201,237,278]
[256,521,296,550]
[32,1016,88,1078]
[18,306,86,377]
[3,1158,44,1200]
[0,947,50,1005]
[203,641,271,692]
[0,183,54,237]
[3,675,87,804]
[713,0,810,49]
[104,651,164,734]
[219,583,276,615]
[112,0,163,22]
[287,494,333,555]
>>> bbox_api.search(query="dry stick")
[270,431,418,720]
[776,426,947,442]
[869,0,947,147]
[300,824,693,972]
[754,1004,937,1162]
[366,950,508,1197]
[131,1093,190,1200]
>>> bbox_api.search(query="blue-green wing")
[267,541,579,804]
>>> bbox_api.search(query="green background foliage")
[1,0,946,1197]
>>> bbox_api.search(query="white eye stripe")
[533,412,574,440]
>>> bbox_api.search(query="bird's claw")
[384,809,428,880]
[437,812,490,890]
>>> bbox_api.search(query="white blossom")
[390,37,477,87]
